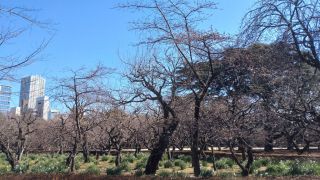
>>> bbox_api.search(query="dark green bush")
[158,170,171,177]
[215,158,234,169]
[101,155,109,162]
[178,155,192,163]
[174,159,187,170]
[106,167,122,175]
[135,160,147,169]
[123,154,136,163]
[163,160,173,168]
[120,162,130,172]
[202,160,208,167]
[84,164,100,175]
[0,165,9,175]
[200,169,213,177]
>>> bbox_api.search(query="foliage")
[122,154,136,163]
[200,168,214,177]
[84,164,100,175]
[202,160,208,167]
[163,160,174,168]
[134,168,144,176]
[215,158,235,169]
[106,167,122,176]
[174,159,187,170]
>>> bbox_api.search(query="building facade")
[10,107,21,116]
[19,75,46,111]
[36,96,50,120]
[0,85,11,113]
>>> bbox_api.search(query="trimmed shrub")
[178,155,192,163]
[158,170,171,177]
[174,159,187,170]
[120,162,130,172]
[215,158,234,169]
[123,154,136,163]
[202,160,208,167]
[200,169,214,177]
[84,164,100,175]
[135,160,147,169]
[106,167,122,176]
[163,160,173,168]
[0,165,9,175]
[264,161,291,176]
[101,155,109,162]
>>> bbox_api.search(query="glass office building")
[0,85,11,113]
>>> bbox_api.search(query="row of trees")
[1,0,320,177]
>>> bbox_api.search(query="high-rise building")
[10,107,21,116]
[19,75,45,111]
[0,85,11,113]
[49,109,60,120]
[36,96,50,120]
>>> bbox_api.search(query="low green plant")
[200,168,213,177]
[251,158,270,173]
[101,155,109,161]
[174,159,187,170]
[0,165,9,175]
[120,162,130,172]
[217,172,235,178]
[288,160,320,176]
[158,170,171,177]
[163,160,173,168]
[84,164,100,175]
[122,154,136,163]
[135,168,144,176]
[202,160,208,167]
[178,155,192,163]
[174,171,188,178]
[215,158,234,169]
[263,160,291,176]
[135,160,147,169]
[106,167,122,175]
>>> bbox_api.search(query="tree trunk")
[191,100,201,177]
[0,144,17,171]
[211,146,216,171]
[115,146,121,167]
[67,138,78,172]
[264,135,274,152]
[82,133,90,163]
[144,119,179,175]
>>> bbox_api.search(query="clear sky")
[1,0,256,109]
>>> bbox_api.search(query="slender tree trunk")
[264,135,274,152]
[191,100,201,177]
[82,133,90,163]
[115,145,122,167]
[144,119,179,175]
[67,138,78,172]
[210,146,216,171]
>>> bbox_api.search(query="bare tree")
[0,4,50,80]
[118,0,226,175]
[54,65,110,172]
[0,110,39,171]
[241,0,320,69]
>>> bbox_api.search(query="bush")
[158,170,171,177]
[215,158,234,169]
[202,161,208,167]
[174,171,188,178]
[14,162,29,173]
[135,168,144,176]
[288,160,320,176]
[217,172,235,178]
[120,162,130,172]
[101,155,109,162]
[0,165,9,175]
[106,167,122,176]
[164,160,174,168]
[264,161,291,176]
[200,169,213,177]
[84,164,100,175]
[251,158,270,173]
[29,158,67,173]
[135,160,147,169]
[178,155,192,163]
[123,154,136,163]
[174,159,187,170]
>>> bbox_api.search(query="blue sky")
[1,0,256,109]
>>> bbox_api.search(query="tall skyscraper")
[0,85,11,113]
[19,75,46,111]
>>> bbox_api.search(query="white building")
[36,96,50,120]
[49,109,60,120]
[10,107,21,116]
[19,75,46,111]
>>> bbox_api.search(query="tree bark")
[82,132,90,163]
[191,99,201,177]
[144,119,178,175]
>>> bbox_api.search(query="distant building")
[36,96,50,120]
[10,107,21,116]
[0,85,11,113]
[49,109,60,120]
[19,75,45,111]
